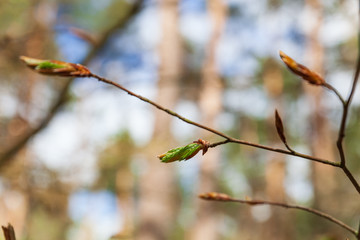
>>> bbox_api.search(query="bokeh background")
[1,0,360,239]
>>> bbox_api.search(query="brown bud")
[279,51,325,85]
[275,109,286,144]
[20,56,91,77]
[199,192,231,201]
[2,223,16,240]
[193,138,210,155]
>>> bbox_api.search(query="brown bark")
[189,1,227,239]
[136,0,182,239]
[303,0,338,236]
[262,60,293,240]
[303,0,337,208]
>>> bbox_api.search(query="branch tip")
[279,50,325,85]
[199,192,232,201]
[20,56,91,77]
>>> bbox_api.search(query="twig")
[0,0,144,168]
[1,223,16,240]
[323,82,346,106]
[342,165,360,194]
[199,192,357,238]
[212,139,339,166]
[334,4,360,194]
[90,73,340,167]
[208,139,230,148]
[90,73,233,139]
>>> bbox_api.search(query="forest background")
[1,0,360,239]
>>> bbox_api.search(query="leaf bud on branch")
[19,56,91,77]
[157,139,209,163]
[279,51,325,85]
[274,109,293,152]
[198,192,232,201]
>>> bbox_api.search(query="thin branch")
[338,1,360,165]
[229,139,339,166]
[323,82,346,106]
[283,141,295,153]
[342,165,360,194]
[334,4,360,194]
[208,139,230,148]
[209,139,339,167]
[0,0,144,168]
[199,192,357,238]
[91,73,340,167]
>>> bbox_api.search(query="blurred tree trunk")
[304,0,336,207]
[189,1,227,239]
[0,2,67,239]
[95,134,136,238]
[136,0,182,239]
[25,183,70,240]
[262,60,293,239]
[304,0,337,235]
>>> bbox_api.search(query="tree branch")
[90,73,339,167]
[199,192,357,238]
[334,3,360,194]
[323,82,346,106]
[0,0,144,168]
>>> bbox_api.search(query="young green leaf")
[158,139,210,163]
[19,56,46,68]
[35,61,68,70]
[158,143,203,163]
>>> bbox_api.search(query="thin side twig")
[323,82,346,106]
[211,139,339,167]
[199,192,357,238]
[342,165,360,194]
